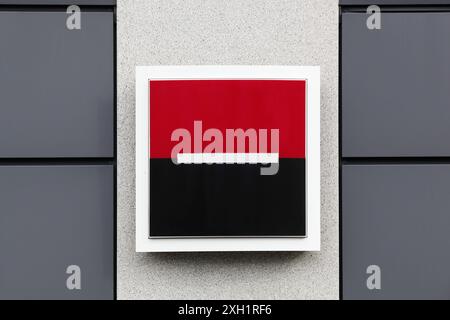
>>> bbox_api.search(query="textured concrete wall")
[117,0,339,299]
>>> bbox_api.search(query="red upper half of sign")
[149,80,306,158]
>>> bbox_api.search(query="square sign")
[136,66,320,252]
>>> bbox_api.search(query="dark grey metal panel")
[0,10,114,157]
[0,165,114,300]
[340,0,450,5]
[342,164,450,299]
[0,0,115,5]
[342,12,450,157]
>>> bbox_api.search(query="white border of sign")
[136,66,320,252]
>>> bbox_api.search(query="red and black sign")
[149,80,306,237]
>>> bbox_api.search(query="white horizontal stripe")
[176,153,279,164]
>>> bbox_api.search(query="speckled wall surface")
[117,0,339,299]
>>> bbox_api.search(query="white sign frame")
[136,66,320,252]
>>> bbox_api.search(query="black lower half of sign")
[149,158,306,237]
